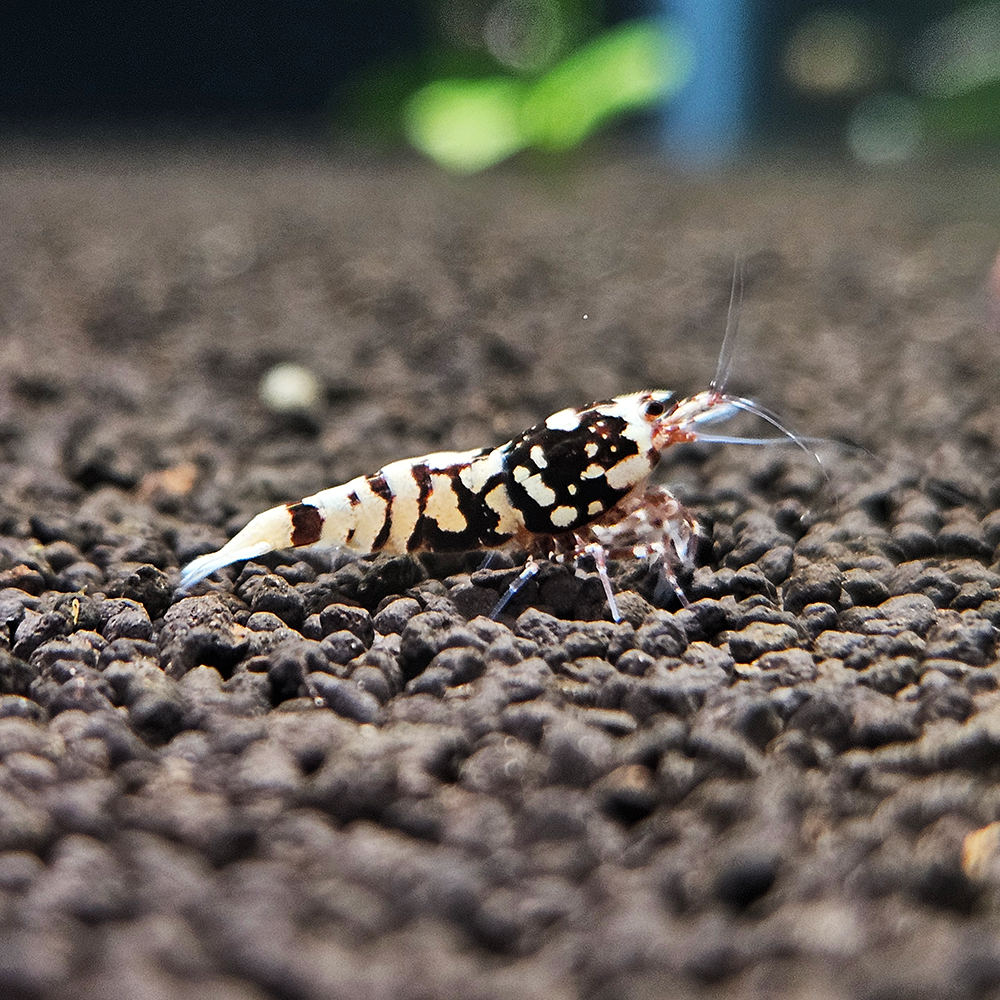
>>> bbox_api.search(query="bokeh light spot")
[485,0,563,73]
[259,363,322,413]
[912,2,1000,97]
[403,20,690,172]
[521,20,692,151]
[784,9,880,96]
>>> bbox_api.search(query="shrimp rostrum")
[179,381,808,622]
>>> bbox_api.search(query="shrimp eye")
[643,399,666,419]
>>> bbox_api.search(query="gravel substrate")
[2,146,1000,999]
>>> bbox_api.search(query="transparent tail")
[177,504,294,590]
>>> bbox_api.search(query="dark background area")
[3,3,416,126]
[3,2,993,159]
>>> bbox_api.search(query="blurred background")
[3,1,998,170]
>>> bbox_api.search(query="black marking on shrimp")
[502,408,647,533]
[408,460,509,552]
[367,473,394,551]
[408,463,434,552]
[288,502,323,547]
[452,467,509,550]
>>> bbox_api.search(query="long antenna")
[710,254,744,395]
[715,394,825,472]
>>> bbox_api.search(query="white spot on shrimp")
[514,465,556,505]
[584,442,599,458]
[345,477,390,551]
[550,506,577,528]
[485,484,523,534]
[545,408,581,431]
[582,464,605,480]
[605,453,653,490]
[381,458,423,550]
[425,472,468,532]
[529,445,547,468]
[567,484,577,495]
[587,500,603,516]
[459,447,505,493]
[422,449,486,471]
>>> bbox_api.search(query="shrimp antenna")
[695,433,831,448]
[719,394,826,474]
[710,254,744,395]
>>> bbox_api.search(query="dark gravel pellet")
[372,597,422,635]
[103,607,154,642]
[923,613,996,666]
[782,565,844,614]
[104,563,173,620]
[309,673,384,724]
[712,850,780,910]
[128,689,190,744]
[399,612,482,680]
[319,629,367,665]
[404,646,485,695]
[0,651,34,698]
[318,603,375,646]
[265,640,329,703]
[12,609,72,660]
[240,573,307,628]
[635,613,688,658]
[727,622,800,663]
[158,596,251,679]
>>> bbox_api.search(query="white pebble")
[259,362,322,413]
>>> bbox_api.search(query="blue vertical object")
[658,0,751,165]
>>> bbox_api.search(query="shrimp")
[178,385,810,622]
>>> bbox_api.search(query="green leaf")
[404,77,529,174]
[521,20,692,151]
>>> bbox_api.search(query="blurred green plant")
[405,21,690,172]
[337,4,691,173]
[923,81,1000,141]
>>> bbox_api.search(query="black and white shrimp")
[178,326,811,622]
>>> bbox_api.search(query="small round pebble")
[259,361,322,412]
